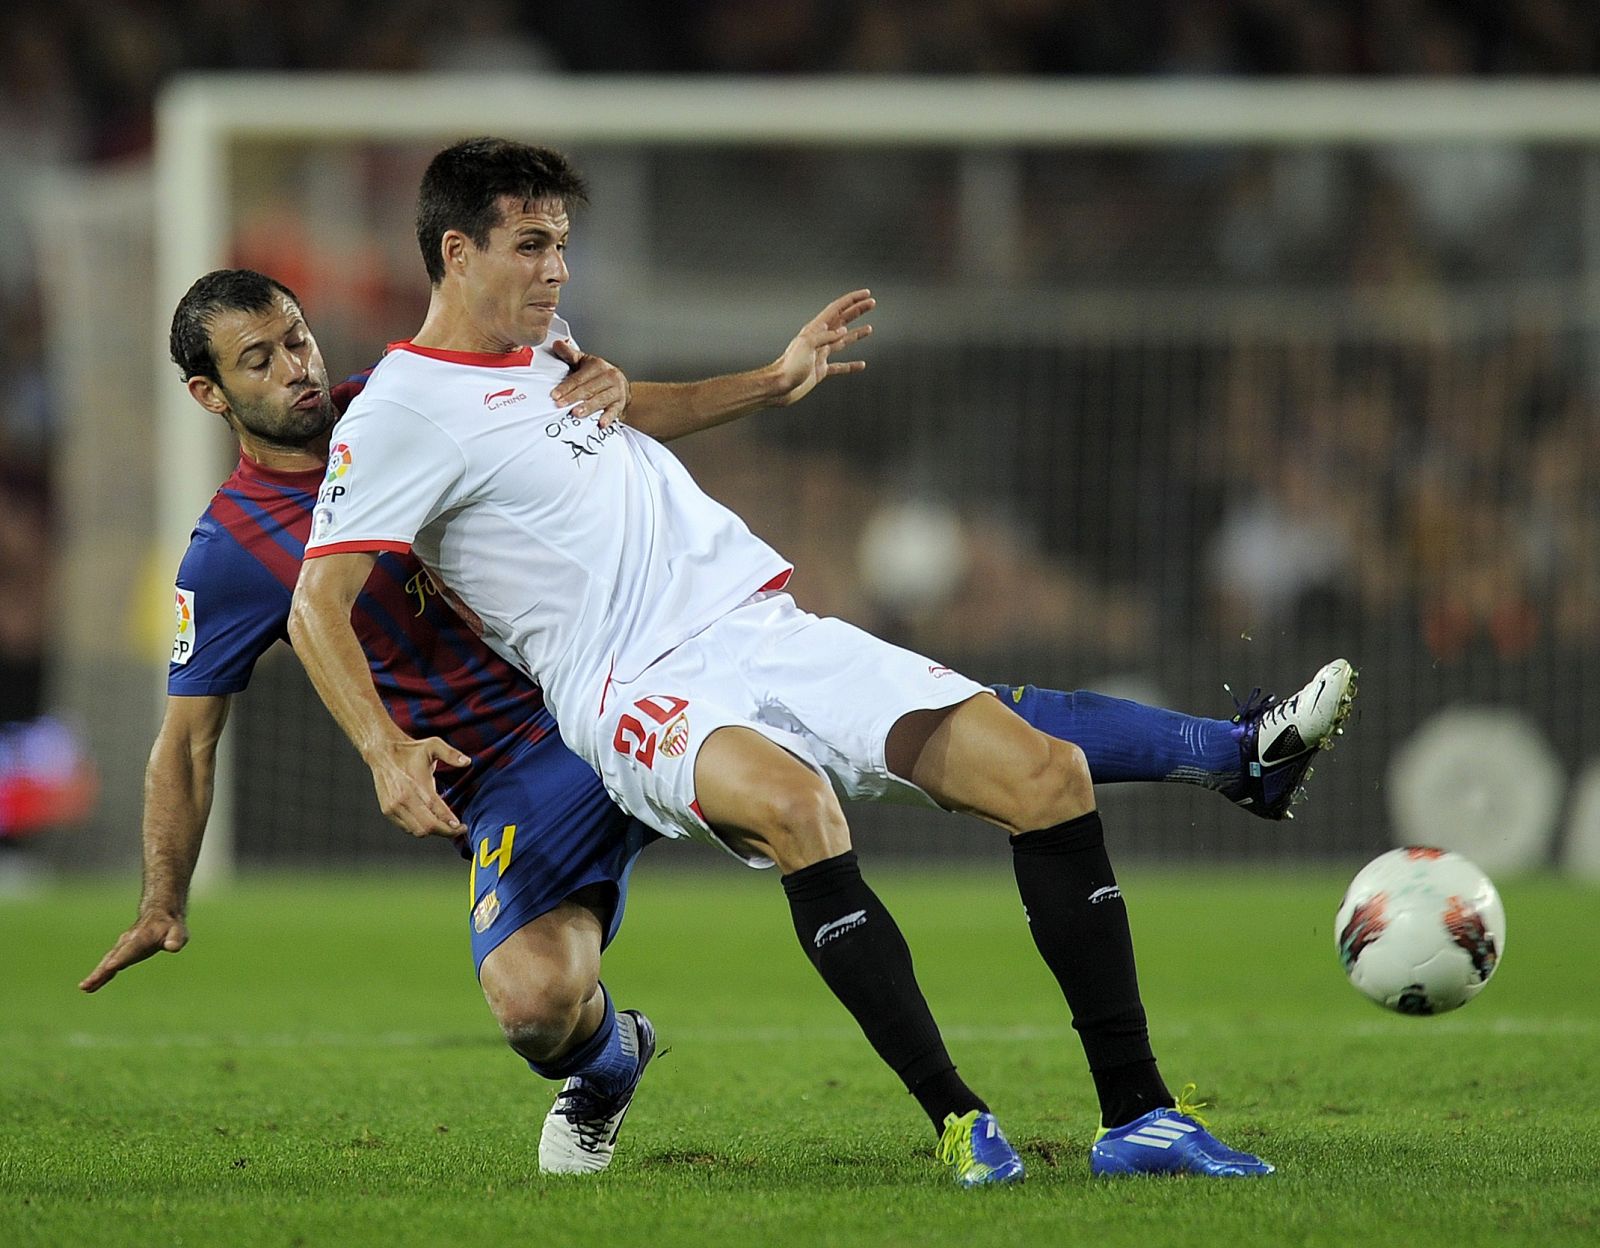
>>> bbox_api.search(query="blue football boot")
[936,1110,1026,1187]
[1224,658,1356,820]
[1090,1085,1274,1178]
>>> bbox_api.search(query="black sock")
[1011,810,1173,1128]
[782,850,986,1132]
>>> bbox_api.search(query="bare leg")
[479,885,609,1066]
[889,692,1094,832]
[692,726,851,871]
[490,886,656,1176]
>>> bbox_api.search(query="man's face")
[197,293,336,448]
[460,195,570,348]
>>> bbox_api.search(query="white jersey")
[303,319,792,724]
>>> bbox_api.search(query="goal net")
[43,77,1600,878]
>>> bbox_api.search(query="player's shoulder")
[331,363,379,415]
[185,464,316,591]
[341,348,545,442]
[190,467,254,544]
[338,349,456,420]
[203,460,319,526]
[179,508,273,590]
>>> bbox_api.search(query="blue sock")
[995,685,1239,789]
[524,985,638,1095]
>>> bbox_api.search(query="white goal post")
[153,75,1600,884]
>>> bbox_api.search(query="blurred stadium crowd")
[4,1,1600,858]
[5,0,1600,130]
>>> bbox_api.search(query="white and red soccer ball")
[1335,847,1506,1015]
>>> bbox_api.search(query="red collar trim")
[386,340,534,368]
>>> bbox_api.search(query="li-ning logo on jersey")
[813,910,867,948]
[484,387,527,410]
[324,443,352,482]
[1088,885,1122,905]
[171,588,196,665]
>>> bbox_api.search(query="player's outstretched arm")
[80,694,230,992]
[621,289,874,441]
[289,552,470,838]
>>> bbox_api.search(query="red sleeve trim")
[757,568,794,593]
[303,540,412,558]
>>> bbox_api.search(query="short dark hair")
[170,269,303,383]
[416,137,588,285]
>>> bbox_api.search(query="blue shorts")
[463,728,656,975]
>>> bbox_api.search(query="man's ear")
[187,375,230,419]
[440,228,471,276]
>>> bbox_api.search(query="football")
[1335,847,1506,1014]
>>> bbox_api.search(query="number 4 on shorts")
[612,695,689,770]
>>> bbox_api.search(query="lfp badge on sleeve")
[172,588,196,665]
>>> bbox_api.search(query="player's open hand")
[550,339,631,428]
[79,912,189,993]
[770,289,874,407]
[368,735,471,838]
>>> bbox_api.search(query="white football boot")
[538,1009,656,1175]
[1226,658,1357,819]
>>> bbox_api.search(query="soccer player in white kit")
[290,138,1287,1185]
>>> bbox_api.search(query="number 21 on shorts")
[612,695,690,771]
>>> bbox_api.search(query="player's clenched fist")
[80,912,189,993]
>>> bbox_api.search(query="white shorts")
[573,592,990,867]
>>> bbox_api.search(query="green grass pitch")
[3,863,1598,1247]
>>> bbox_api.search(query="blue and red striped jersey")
[167,374,554,809]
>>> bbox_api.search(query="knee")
[488,973,594,1063]
[1007,734,1095,833]
[753,774,850,871]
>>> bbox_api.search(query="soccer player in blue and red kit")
[83,269,1352,1184]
